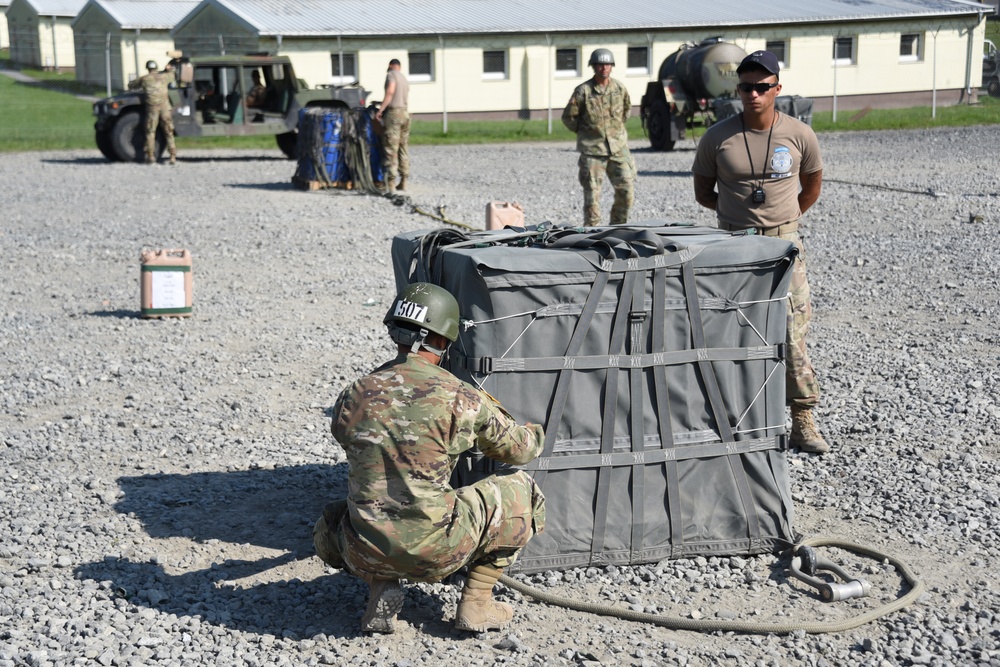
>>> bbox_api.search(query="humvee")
[93,53,368,162]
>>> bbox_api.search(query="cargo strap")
[650,266,683,556]
[517,435,783,471]
[681,261,763,549]
[457,344,783,374]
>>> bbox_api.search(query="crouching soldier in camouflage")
[313,282,546,634]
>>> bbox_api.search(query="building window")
[555,48,579,76]
[626,46,649,75]
[409,51,433,82]
[833,36,856,66]
[899,33,922,62]
[483,49,507,80]
[765,40,788,69]
[330,52,357,84]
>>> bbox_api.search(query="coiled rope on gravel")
[499,536,924,634]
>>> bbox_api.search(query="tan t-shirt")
[385,69,409,109]
[692,112,822,230]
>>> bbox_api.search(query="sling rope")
[499,536,924,634]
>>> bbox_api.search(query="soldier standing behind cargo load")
[561,48,636,226]
[691,50,829,454]
[128,60,177,165]
[375,59,410,194]
[313,283,546,634]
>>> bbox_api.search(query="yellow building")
[166,0,994,117]
[6,0,86,69]
[72,0,198,89]
[0,2,10,50]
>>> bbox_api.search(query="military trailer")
[93,54,368,162]
[639,38,812,151]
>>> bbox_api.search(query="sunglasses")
[737,82,779,94]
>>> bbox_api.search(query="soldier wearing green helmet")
[313,282,547,634]
[562,47,636,226]
[128,58,177,164]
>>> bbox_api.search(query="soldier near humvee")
[128,60,177,165]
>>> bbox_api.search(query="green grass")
[0,65,98,151]
[987,20,1000,47]
[1,46,998,152]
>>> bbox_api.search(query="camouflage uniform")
[313,352,546,583]
[128,70,176,162]
[562,77,635,226]
[381,108,410,186]
[783,231,819,407]
[380,68,410,189]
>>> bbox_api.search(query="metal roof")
[174,0,992,37]
[74,0,200,29]
[17,0,87,17]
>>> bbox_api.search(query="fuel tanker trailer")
[639,38,813,151]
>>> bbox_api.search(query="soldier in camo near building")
[128,60,177,165]
[692,50,828,454]
[375,59,410,194]
[562,48,636,226]
[313,282,546,634]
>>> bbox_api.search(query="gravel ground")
[2,124,999,667]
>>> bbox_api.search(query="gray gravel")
[2,125,999,667]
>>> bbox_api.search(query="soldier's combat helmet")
[145,60,158,71]
[384,282,460,354]
[589,48,615,66]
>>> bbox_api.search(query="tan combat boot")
[360,578,404,633]
[397,177,407,191]
[169,149,177,165]
[790,405,830,454]
[145,151,155,164]
[454,564,513,632]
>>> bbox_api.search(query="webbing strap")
[681,262,762,547]
[591,269,639,558]
[516,435,784,471]
[458,345,781,374]
[650,267,684,557]
[628,271,647,561]
[532,270,610,491]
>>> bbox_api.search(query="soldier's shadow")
[73,462,458,639]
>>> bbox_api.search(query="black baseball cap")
[737,50,780,76]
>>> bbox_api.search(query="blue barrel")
[358,108,384,183]
[295,108,349,184]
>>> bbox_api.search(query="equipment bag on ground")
[391,223,800,574]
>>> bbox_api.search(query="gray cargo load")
[391,223,800,574]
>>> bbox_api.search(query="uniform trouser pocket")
[456,469,546,569]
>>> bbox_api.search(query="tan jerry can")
[485,201,524,230]
[140,249,193,318]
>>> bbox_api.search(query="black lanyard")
[740,111,777,194]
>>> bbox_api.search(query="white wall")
[175,15,986,115]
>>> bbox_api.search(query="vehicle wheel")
[647,102,676,152]
[277,131,298,159]
[95,129,119,161]
[989,78,1000,99]
[110,112,164,163]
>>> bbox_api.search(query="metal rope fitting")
[788,545,872,602]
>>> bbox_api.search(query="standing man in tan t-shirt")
[375,58,410,194]
[692,50,829,454]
